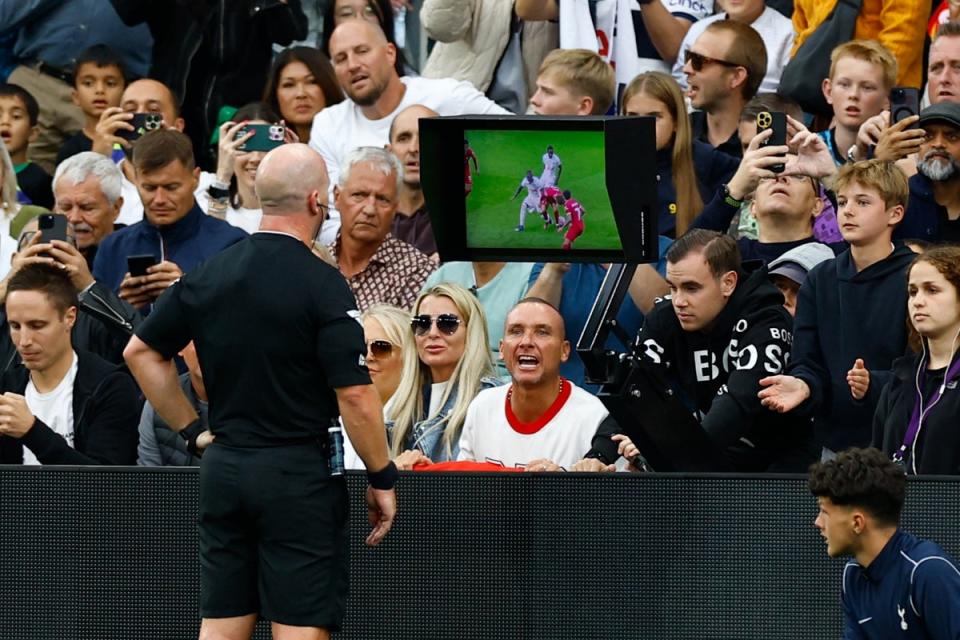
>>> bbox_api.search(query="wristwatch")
[721,183,743,208]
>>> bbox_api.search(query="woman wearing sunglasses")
[621,71,738,238]
[389,283,500,467]
[344,304,416,469]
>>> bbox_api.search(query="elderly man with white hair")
[329,146,436,311]
[52,151,124,271]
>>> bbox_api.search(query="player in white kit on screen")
[540,145,562,187]
[511,170,544,231]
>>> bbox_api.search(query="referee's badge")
[359,354,366,367]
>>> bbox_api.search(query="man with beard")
[386,104,437,259]
[901,102,960,243]
[310,20,508,243]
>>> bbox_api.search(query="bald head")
[388,104,438,143]
[329,20,399,106]
[388,105,437,187]
[121,79,183,131]
[255,144,329,215]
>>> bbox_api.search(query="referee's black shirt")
[136,232,371,448]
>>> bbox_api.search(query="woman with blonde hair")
[621,71,738,238]
[389,282,500,466]
[344,303,417,469]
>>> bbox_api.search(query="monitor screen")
[420,116,659,264]
[464,129,621,252]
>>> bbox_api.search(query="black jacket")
[871,353,960,475]
[788,244,915,452]
[636,263,811,471]
[0,350,142,465]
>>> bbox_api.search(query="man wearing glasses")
[682,20,767,158]
[328,146,436,311]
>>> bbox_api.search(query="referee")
[124,143,397,640]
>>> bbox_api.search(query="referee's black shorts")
[198,441,349,628]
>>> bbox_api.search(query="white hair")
[53,152,123,205]
[0,143,17,219]
[338,146,403,192]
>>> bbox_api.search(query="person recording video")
[633,229,814,471]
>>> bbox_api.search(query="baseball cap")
[918,102,960,129]
[768,243,835,286]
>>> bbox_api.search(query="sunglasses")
[684,50,741,72]
[366,339,395,358]
[411,313,462,336]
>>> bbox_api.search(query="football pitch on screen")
[465,130,621,250]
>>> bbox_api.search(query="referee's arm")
[336,384,397,547]
[124,335,200,436]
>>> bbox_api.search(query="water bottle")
[328,423,345,476]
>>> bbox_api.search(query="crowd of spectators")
[1,0,960,484]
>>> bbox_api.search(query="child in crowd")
[57,45,127,166]
[529,48,615,117]
[819,41,898,166]
[0,84,53,209]
[759,160,917,457]
[766,242,835,317]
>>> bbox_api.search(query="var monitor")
[420,116,658,264]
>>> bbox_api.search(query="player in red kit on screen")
[540,185,564,229]
[464,139,479,197]
[560,190,585,250]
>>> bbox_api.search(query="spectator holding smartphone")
[92,129,246,310]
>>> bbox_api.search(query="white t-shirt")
[115,158,208,227]
[520,176,544,206]
[672,8,795,95]
[458,380,608,469]
[196,172,263,235]
[309,76,510,244]
[22,352,79,465]
[540,153,562,185]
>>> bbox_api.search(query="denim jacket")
[392,377,502,462]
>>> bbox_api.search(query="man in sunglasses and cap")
[328,146,436,311]
[682,20,768,158]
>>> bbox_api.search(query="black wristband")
[367,460,399,490]
[207,185,229,200]
[179,419,205,457]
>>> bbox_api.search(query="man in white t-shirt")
[457,297,620,470]
[511,171,545,231]
[0,264,140,465]
[310,20,510,243]
[540,145,563,186]
[672,0,795,95]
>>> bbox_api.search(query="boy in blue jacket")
[759,160,915,455]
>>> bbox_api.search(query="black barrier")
[1,468,958,639]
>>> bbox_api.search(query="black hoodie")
[788,244,915,452]
[636,263,811,471]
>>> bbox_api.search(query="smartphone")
[127,254,158,277]
[117,112,164,142]
[756,110,787,174]
[236,123,286,152]
[890,87,920,127]
[38,213,68,244]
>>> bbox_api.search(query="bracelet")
[367,460,399,490]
